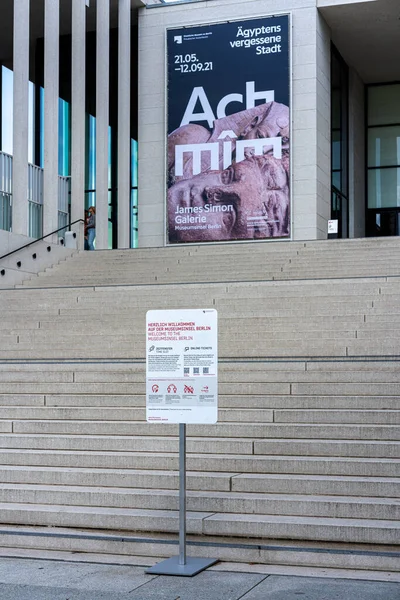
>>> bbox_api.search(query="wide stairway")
[0,237,399,574]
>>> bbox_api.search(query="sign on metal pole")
[146,309,218,424]
[145,309,218,576]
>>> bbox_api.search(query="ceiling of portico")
[0,0,144,67]
[319,0,400,83]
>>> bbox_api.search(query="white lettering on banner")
[180,82,275,127]
[246,81,274,109]
[236,24,282,38]
[216,93,243,119]
[174,136,282,177]
[180,87,215,128]
[223,141,232,169]
[236,136,282,162]
[175,143,219,176]
[218,131,237,170]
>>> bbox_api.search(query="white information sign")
[328,219,338,234]
[146,309,218,424]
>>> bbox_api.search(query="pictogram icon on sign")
[152,384,159,393]
[167,384,177,393]
[201,386,209,393]
[184,385,194,394]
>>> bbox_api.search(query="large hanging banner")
[167,15,290,245]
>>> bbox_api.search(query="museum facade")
[0,0,399,255]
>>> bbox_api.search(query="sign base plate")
[146,556,218,577]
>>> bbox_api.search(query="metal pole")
[146,420,217,576]
[178,423,186,566]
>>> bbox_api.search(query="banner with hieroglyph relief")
[166,15,290,244]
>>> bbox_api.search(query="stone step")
[58,305,375,317]
[0,297,377,312]
[0,406,276,423]
[232,473,400,498]
[0,404,397,425]
[34,267,399,281]
[0,465,398,498]
[8,316,366,332]
[0,276,386,296]
[1,359,400,373]
[0,525,397,572]
[202,513,400,545]
[10,329,358,344]
[73,370,400,384]
[2,405,399,425]
[1,359,399,373]
[274,410,400,425]
[0,465,234,491]
[0,483,397,520]
[3,280,385,300]
[35,255,400,268]
[0,449,396,476]
[0,341,352,360]
[0,502,396,544]
[3,320,382,335]
[2,367,397,385]
[252,439,400,458]
[20,270,398,285]
[3,380,400,396]
[347,340,400,356]
[4,393,396,410]
[0,502,209,535]
[12,420,400,440]
[0,435,253,455]
[49,251,398,266]
[0,434,397,458]
[291,382,400,396]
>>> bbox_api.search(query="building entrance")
[331,46,349,239]
[367,83,400,237]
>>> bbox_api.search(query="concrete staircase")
[0,237,399,572]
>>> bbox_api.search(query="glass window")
[85,114,96,208]
[330,46,349,238]
[368,127,400,168]
[59,98,70,177]
[28,81,35,165]
[39,87,44,168]
[368,84,400,127]
[368,168,400,209]
[332,135,341,171]
[131,138,138,249]
[367,85,400,216]
[1,66,13,155]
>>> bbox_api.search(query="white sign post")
[328,219,338,234]
[145,309,218,577]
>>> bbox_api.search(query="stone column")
[95,0,110,250]
[117,0,131,248]
[43,0,60,241]
[12,0,30,237]
[71,0,87,248]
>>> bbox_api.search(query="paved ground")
[0,557,399,600]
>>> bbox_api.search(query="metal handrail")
[0,219,85,262]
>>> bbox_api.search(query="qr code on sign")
[184,368,189,375]
[193,368,200,374]
[203,367,209,374]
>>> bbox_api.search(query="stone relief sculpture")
[167,101,290,243]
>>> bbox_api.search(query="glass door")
[367,83,400,237]
[331,46,349,238]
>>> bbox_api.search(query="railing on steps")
[0,219,85,279]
